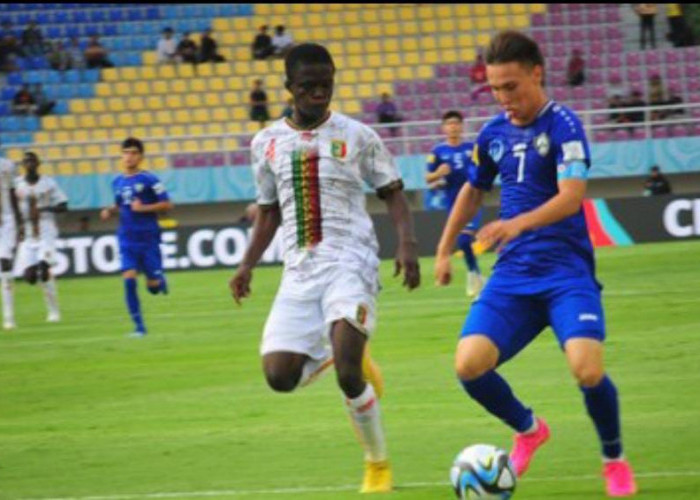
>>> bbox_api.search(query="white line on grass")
[21,470,700,500]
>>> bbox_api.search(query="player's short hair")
[122,137,144,154]
[442,110,464,122]
[285,43,335,82]
[485,30,544,70]
[23,151,39,163]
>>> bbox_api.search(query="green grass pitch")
[2,241,700,499]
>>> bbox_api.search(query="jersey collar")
[284,111,333,132]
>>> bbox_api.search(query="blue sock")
[457,232,479,273]
[124,278,145,332]
[461,371,533,432]
[581,375,622,459]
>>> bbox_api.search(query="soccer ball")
[450,444,517,499]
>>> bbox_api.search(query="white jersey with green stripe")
[251,111,401,271]
[0,158,18,225]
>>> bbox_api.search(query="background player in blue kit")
[425,110,484,297]
[101,138,173,337]
[435,32,637,497]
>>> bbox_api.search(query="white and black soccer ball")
[450,444,517,499]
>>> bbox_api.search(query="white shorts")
[0,221,16,260]
[16,238,56,271]
[260,261,379,360]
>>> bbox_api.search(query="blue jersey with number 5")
[112,171,169,242]
[469,101,594,279]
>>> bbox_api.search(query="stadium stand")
[0,3,698,175]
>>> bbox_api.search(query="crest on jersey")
[488,138,505,163]
[534,133,550,157]
[135,183,144,193]
[331,139,347,159]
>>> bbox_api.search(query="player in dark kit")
[101,138,173,337]
[435,31,637,497]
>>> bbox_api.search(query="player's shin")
[345,383,387,463]
[124,278,145,332]
[581,374,623,460]
[1,271,15,326]
[41,275,60,319]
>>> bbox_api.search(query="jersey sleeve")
[251,134,278,205]
[468,131,499,191]
[425,147,440,173]
[552,107,591,181]
[358,127,401,191]
[148,174,170,202]
[48,178,68,206]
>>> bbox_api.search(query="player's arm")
[424,151,451,184]
[100,204,118,220]
[131,199,174,213]
[380,182,420,290]
[434,183,484,285]
[39,201,68,213]
[10,187,24,242]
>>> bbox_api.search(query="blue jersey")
[112,171,169,243]
[426,141,474,210]
[470,101,595,280]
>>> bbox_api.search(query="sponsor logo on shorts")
[579,313,599,322]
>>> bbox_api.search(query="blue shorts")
[119,241,163,280]
[461,273,605,365]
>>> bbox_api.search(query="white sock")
[1,271,15,324]
[41,277,60,316]
[345,383,387,462]
[298,353,334,388]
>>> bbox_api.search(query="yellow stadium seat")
[400,38,418,52]
[165,94,182,109]
[459,17,474,30]
[356,84,373,99]
[378,67,395,81]
[347,55,364,69]
[114,82,131,96]
[165,140,180,154]
[334,55,347,70]
[103,67,119,81]
[207,123,224,135]
[158,65,176,79]
[454,5,471,17]
[346,40,362,55]
[397,66,414,80]
[209,77,225,92]
[85,144,102,157]
[477,33,491,47]
[34,131,50,143]
[75,161,92,175]
[70,100,88,113]
[347,25,364,39]
[492,4,508,15]
[41,162,55,176]
[65,145,82,158]
[168,125,186,138]
[256,4,271,14]
[182,140,199,152]
[219,47,234,61]
[365,40,381,54]
[436,4,452,18]
[225,122,242,135]
[95,159,113,174]
[177,65,194,78]
[438,35,455,49]
[53,131,71,143]
[43,116,59,130]
[204,93,221,107]
[140,66,156,80]
[344,11,359,23]
[513,15,529,28]
[192,109,209,123]
[133,81,151,96]
[341,70,358,85]
[151,80,168,94]
[78,115,97,129]
[416,66,433,79]
[212,18,230,31]
[385,53,401,66]
[417,5,433,19]
[458,34,475,48]
[398,6,414,21]
[57,162,74,176]
[72,129,90,142]
[327,3,344,11]
[155,110,173,124]
[108,97,125,112]
[198,64,214,78]
[6,147,22,160]
[231,107,247,120]
[223,92,239,106]
[147,141,162,154]
[91,129,108,141]
[404,52,420,65]
[174,109,191,124]
[307,13,323,27]
[149,126,166,138]
[214,64,232,77]
[187,124,204,136]
[144,96,162,110]
[201,139,218,152]
[127,97,144,111]
[228,76,245,90]
[441,50,458,63]
[136,112,152,126]
[343,100,360,115]
[295,28,310,41]
[476,17,492,30]
[97,113,116,128]
[232,46,248,61]
[142,52,158,65]
[358,68,376,83]
[245,122,261,134]
[117,112,134,127]
[530,3,546,13]
[190,78,206,93]
[325,12,340,25]
[46,146,61,158]
[185,94,202,108]
[494,16,510,30]
[171,80,188,93]
[221,32,236,45]
[362,10,379,23]
[232,17,250,30]
[381,8,397,22]
[96,82,111,97]
[152,157,167,170]
[421,36,437,51]
[122,67,138,81]
[366,24,382,38]
[59,115,77,129]
[511,4,527,15]
[308,3,324,12]
[338,86,355,99]
[403,22,419,35]
[309,26,328,40]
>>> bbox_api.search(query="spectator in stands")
[643,166,672,195]
[566,49,585,87]
[12,84,36,115]
[48,40,70,71]
[376,92,402,137]
[249,79,270,129]
[635,4,658,49]
[0,22,21,72]
[665,4,694,47]
[252,25,274,60]
[84,35,114,68]
[470,53,487,84]
[626,90,646,123]
[199,28,225,63]
[33,84,55,116]
[272,25,294,58]
[177,32,198,65]
[21,20,45,57]
[606,74,627,101]
[67,37,85,69]
[648,74,666,120]
[280,98,294,119]
[608,95,630,124]
[156,27,178,64]
[665,87,684,116]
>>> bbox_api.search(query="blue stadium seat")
[78,83,94,98]
[126,52,141,66]
[110,52,124,66]
[18,13,32,25]
[73,11,88,23]
[43,86,58,99]
[85,25,99,37]
[47,26,62,38]
[14,57,28,71]
[145,7,159,20]
[160,5,178,18]
[24,70,41,84]
[0,103,9,116]
[83,69,100,83]
[238,4,253,16]
[16,133,34,144]
[3,117,20,132]
[36,13,49,24]
[103,24,117,36]
[22,116,39,132]
[53,12,68,24]
[45,71,61,84]
[64,69,80,84]
[65,25,79,38]
[127,8,143,21]
[109,9,123,22]
[90,11,106,22]
[54,100,68,114]
[1,87,16,100]
[7,72,23,86]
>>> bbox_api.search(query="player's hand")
[394,240,420,290]
[476,219,524,253]
[434,254,452,286]
[436,163,451,177]
[230,264,253,305]
[100,208,112,221]
[131,199,145,212]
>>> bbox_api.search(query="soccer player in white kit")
[0,152,21,330]
[15,152,68,323]
[229,44,420,493]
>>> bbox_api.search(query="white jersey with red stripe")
[250,111,400,273]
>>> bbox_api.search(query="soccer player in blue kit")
[435,32,637,497]
[101,138,173,337]
[425,110,484,297]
